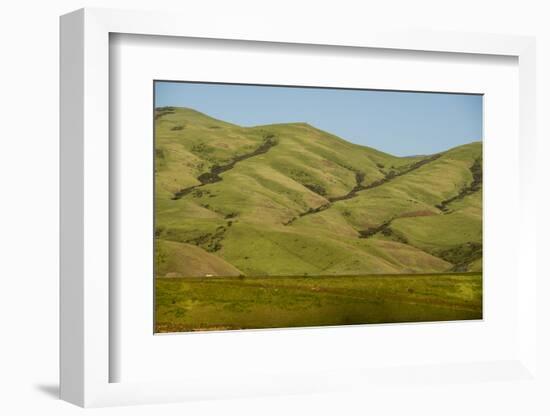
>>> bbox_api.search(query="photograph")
[154,81,483,333]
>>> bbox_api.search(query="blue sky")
[155,81,482,156]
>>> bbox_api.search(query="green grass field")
[155,273,482,332]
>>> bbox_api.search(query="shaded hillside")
[155,107,482,277]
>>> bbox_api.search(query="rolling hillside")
[155,107,482,277]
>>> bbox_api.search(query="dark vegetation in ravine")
[330,153,442,202]
[360,218,482,271]
[436,157,482,212]
[185,225,227,253]
[358,219,408,244]
[155,106,176,120]
[284,153,442,225]
[354,156,482,270]
[436,242,483,272]
[375,156,481,273]
[172,134,278,200]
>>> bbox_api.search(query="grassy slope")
[382,145,482,270]
[156,240,242,277]
[155,107,482,277]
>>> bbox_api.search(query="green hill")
[155,107,482,277]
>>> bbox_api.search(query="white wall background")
[0,1,548,415]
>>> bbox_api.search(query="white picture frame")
[60,7,538,408]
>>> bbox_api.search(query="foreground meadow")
[155,273,482,332]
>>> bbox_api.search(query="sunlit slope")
[218,222,451,276]
[287,142,482,272]
[155,107,266,198]
[156,240,243,277]
[296,142,481,229]
[155,107,482,276]
[155,107,423,213]
[373,144,482,271]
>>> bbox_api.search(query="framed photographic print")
[60,8,539,408]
